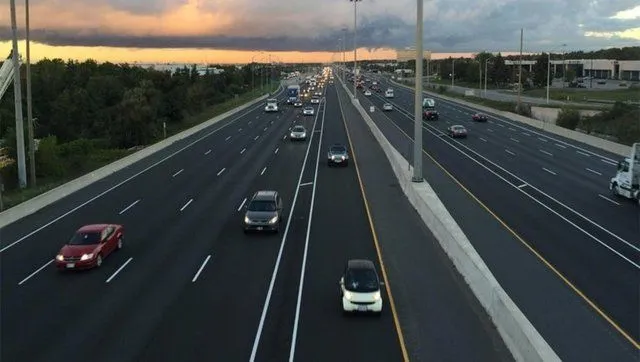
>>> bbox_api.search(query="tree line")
[0,59,279,191]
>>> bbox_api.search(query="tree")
[532,54,549,88]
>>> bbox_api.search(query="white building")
[504,59,640,80]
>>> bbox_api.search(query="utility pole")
[517,28,523,109]
[10,0,27,189]
[26,0,36,186]
[478,58,482,91]
[484,59,488,97]
[412,0,424,183]
[451,59,455,88]
[351,0,362,98]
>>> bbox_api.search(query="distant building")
[396,47,432,62]
[133,63,226,75]
[504,59,640,81]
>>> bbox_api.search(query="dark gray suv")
[327,144,349,167]
[243,191,283,233]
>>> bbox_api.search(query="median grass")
[0,84,278,211]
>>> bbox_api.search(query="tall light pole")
[451,59,455,88]
[484,58,489,97]
[412,0,424,183]
[350,0,362,98]
[516,28,523,109]
[342,27,347,80]
[10,0,27,189]
[25,0,36,186]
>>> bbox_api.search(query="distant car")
[310,97,320,104]
[290,125,307,141]
[447,125,468,138]
[243,191,283,233]
[471,113,487,122]
[55,224,124,270]
[339,259,383,314]
[303,107,315,116]
[294,100,303,107]
[327,143,349,166]
[315,92,322,97]
[382,103,393,111]
[422,109,439,120]
[364,90,372,96]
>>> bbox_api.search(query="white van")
[264,98,278,112]
[384,88,394,98]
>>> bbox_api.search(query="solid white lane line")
[555,143,567,149]
[510,137,520,143]
[192,255,212,282]
[237,198,247,211]
[225,136,231,141]
[106,257,133,283]
[577,150,591,157]
[539,149,553,156]
[586,168,602,176]
[180,199,194,211]
[250,99,324,362]
[204,149,212,155]
[260,167,267,175]
[274,147,279,154]
[18,259,53,285]
[598,194,621,206]
[240,148,246,154]
[254,135,260,140]
[118,199,141,215]
[217,168,226,176]
[479,137,487,142]
[299,182,313,187]
[543,167,557,175]
[289,100,326,362]
[505,149,516,155]
[517,183,528,189]
[172,169,184,177]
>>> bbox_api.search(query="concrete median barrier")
[0,88,281,228]
[338,78,560,362]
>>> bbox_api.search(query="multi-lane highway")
[352,74,639,360]
[0,77,512,361]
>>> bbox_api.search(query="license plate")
[257,227,263,230]
[357,305,367,312]
[66,263,75,268]
[335,159,342,163]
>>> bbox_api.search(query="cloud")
[0,0,638,53]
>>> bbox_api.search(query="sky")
[0,0,639,64]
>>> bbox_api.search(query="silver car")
[290,125,307,141]
[243,191,283,233]
[382,103,393,111]
[303,107,315,116]
[327,144,349,166]
[310,97,320,104]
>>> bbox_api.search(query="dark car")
[447,125,468,138]
[243,191,283,233]
[423,109,439,120]
[471,113,487,122]
[327,144,349,166]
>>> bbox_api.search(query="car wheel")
[117,236,123,250]
[96,254,103,268]
[612,184,620,197]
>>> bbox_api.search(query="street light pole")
[350,0,362,98]
[546,52,551,104]
[10,0,27,189]
[25,0,36,186]
[484,59,488,97]
[451,59,455,88]
[412,0,424,183]
[517,28,523,109]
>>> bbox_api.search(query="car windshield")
[68,231,101,245]
[330,146,346,154]
[293,126,305,132]
[345,268,379,292]
[247,200,276,212]
[305,107,313,110]
[453,126,465,131]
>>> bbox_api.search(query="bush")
[556,107,581,130]
[438,85,447,94]
[35,136,65,178]
[514,103,532,117]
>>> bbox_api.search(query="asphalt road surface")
[351,74,639,360]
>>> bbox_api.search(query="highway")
[0,76,514,361]
[351,74,640,360]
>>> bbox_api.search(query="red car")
[472,113,488,122]
[55,224,124,270]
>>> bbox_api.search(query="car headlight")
[80,253,94,261]
[373,291,381,301]
[344,291,353,300]
[341,155,345,160]
[301,133,306,137]
[244,216,251,224]
[268,216,278,224]
[56,254,64,261]
[290,133,295,137]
